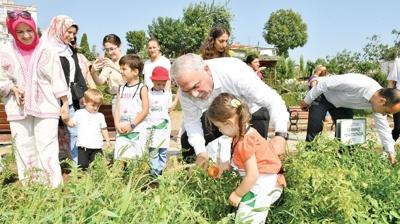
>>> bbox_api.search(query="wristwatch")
[130,122,136,130]
[275,132,288,140]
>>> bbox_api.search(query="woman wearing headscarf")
[43,15,87,163]
[0,10,69,187]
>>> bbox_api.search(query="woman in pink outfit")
[0,10,69,187]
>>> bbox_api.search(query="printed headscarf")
[6,10,39,51]
[44,15,76,55]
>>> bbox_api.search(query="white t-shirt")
[72,108,107,149]
[143,56,171,89]
[147,89,172,148]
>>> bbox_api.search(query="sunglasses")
[7,10,31,20]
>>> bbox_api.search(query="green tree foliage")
[147,2,232,58]
[275,55,296,80]
[299,55,305,78]
[363,35,389,62]
[126,30,147,54]
[79,33,96,61]
[148,17,186,58]
[263,9,307,57]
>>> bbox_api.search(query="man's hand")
[388,152,397,166]
[195,152,209,170]
[270,136,286,160]
[300,100,310,111]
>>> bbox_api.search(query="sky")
[14,0,400,62]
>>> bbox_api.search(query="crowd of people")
[1,9,400,223]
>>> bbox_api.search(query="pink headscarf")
[6,11,39,51]
[44,15,76,55]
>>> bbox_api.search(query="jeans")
[392,112,400,141]
[67,105,78,163]
[306,95,353,142]
[149,147,167,176]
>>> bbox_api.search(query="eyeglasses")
[7,10,32,20]
[103,47,118,52]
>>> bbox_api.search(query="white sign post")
[335,118,366,145]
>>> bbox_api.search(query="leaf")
[101,210,120,218]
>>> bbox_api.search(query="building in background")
[0,0,37,44]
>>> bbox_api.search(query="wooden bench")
[288,106,335,132]
[288,106,309,132]
[0,104,116,144]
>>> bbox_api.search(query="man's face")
[176,67,213,100]
[372,98,400,115]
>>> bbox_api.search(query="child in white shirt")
[64,89,111,170]
[147,66,172,176]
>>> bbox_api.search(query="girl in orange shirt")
[207,93,285,223]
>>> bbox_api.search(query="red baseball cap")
[151,66,170,81]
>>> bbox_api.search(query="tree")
[299,55,305,78]
[147,2,232,58]
[263,9,308,57]
[79,33,96,61]
[362,35,388,62]
[126,30,146,54]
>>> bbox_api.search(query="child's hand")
[229,191,242,207]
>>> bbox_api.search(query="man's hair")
[170,53,205,81]
[119,54,144,73]
[380,88,400,106]
[84,88,103,104]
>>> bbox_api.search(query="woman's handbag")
[70,82,88,100]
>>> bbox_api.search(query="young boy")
[114,54,149,160]
[147,66,172,176]
[64,89,111,170]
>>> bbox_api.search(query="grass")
[1,134,399,223]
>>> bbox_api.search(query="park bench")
[288,106,334,132]
[0,104,116,144]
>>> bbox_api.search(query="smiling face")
[15,23,34,45]
[120,64,139,84]
[250,58,260,72]
[176,66,214,100]
[213,33,229,53]
[103,42,121,62]
[62,26,77,44]
[147,40,161,60]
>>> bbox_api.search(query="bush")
[268,135,400,223]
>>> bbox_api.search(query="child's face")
[85,100,101,113]
[212,119,239,138]
[152,80,167,91]
[120,64,139,83]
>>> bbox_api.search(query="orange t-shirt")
[232,128,286,186]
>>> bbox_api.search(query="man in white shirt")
[170,53,289,169]
[300,73,400,165]
[387,58,400,141]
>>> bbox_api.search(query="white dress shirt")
[387,58,400,89]
[304,73,395,153]
[180,57,289,155]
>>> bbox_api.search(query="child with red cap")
[147,66,173,177]
[0,10,69,187]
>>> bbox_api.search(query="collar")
[206,61,222,91]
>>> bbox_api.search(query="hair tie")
[230,99,241,108]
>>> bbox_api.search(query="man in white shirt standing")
[387,58,400,141]
[300,73,400,165]
[170,53,289,169]
[143,38,179,111]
